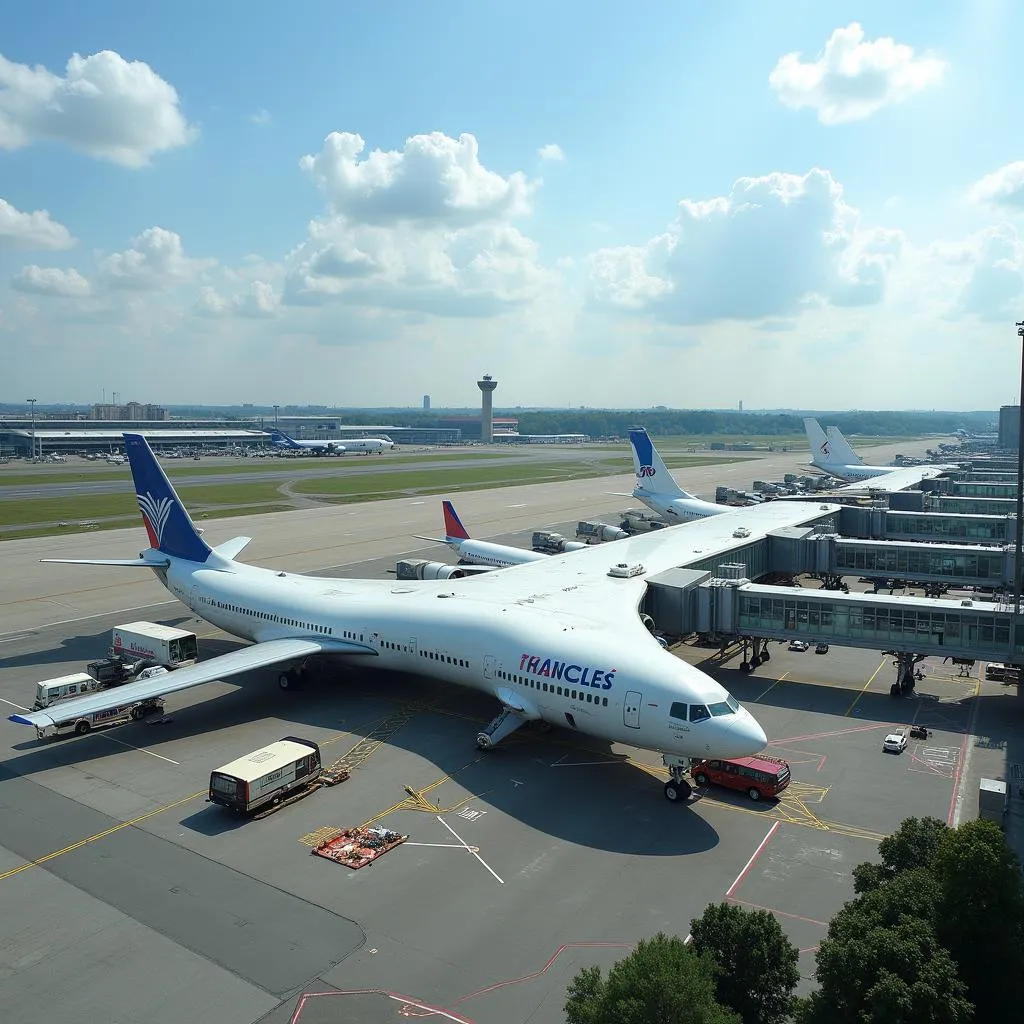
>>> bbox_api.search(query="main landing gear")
[663,754,693,803]
[278,657,320,690]
[476,705,528,750]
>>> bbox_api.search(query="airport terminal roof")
[5,429,267,440]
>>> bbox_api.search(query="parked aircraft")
[11,433,772,802]
[266,431,346,454]
[413,500,577,568]
[628,428,727,523]
[802,418,895,482]
[267,430,394,455]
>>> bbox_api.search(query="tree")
[932,819,1024,1019]
[801,916,973,1024]
[688,902,799,1024]
[564,933,740,1024]
[852,816,948,894]
[829,868,941,941]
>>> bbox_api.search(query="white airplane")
[10,432,776,802]
[267,430,394,455]
[414,500,585,569]
[802,418,896,482]
[628,428,727,523]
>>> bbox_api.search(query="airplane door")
[408,637,418,658]
[623,691,642,729]
[483,655,495,680]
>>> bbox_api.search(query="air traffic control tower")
[477,374,498,443]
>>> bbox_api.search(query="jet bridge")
[839,508,1015,547]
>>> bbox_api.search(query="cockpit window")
[725,694,739,712]
[707,701,735,717]
[689,704,710,723]
[670,701,688,721]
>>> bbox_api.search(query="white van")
[33,672,103,710]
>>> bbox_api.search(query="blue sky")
[2,1,1024,408]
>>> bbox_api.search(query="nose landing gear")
[663,754,693,802]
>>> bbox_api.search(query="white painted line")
[726,820,780,899]
[0,696,29,711]
[409,501,425,505]
[0,634,33,644]
[14,600,178,634]
[404,841,481,851]
[507,503,527,508]
[436,814,504,884]
[100,733,180,765]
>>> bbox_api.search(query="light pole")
[1015,323,1024,625]
[26,397,36,460]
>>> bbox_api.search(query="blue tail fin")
[268,430,299,448]
[124,434,212,563]
[628,428,691,498]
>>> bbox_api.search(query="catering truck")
[110,622,199,668]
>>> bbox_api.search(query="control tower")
[477,374,498,443]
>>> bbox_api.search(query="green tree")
[564,933,740,1024]
[801,916,973,1024]
[932,819,1024,1019]
[830,868,941,940]
[688,902,799,1024]
[852,816,948,894]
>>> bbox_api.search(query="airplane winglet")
[8,714,34,726]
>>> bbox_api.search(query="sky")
[2,1,1024,410]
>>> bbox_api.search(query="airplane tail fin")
[628,428,692,498]
[803,418,833,467]
[267,430,299,448]
[825,425,864,467]
[442,500,470,541]
[124,433,212,563]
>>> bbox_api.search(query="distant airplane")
[414,500,585,569]
[266,430,346,454]
[11,432,770,802]
[802,418,895,482]
[628,428,727,523]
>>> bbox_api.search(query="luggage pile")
[311,826,408,869]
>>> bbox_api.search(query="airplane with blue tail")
[8,432,775,802]
[266,430,394,455]
[627,428,727,523]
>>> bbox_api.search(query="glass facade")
[948,481,1018,498]
[885,513,1010,544]
[833,543,1008,583]
[737,591,1014,656]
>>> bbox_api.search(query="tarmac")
[3,438,1021,1024]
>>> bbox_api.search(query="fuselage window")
[602,697,608,707]
[556,686,563,696]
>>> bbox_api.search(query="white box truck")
[110,622,198,668]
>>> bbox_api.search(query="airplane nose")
[718,708,768,757]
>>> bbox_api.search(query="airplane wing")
[9,636,377,730]
[837,465,957,492]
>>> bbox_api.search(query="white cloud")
[0,198,75,249]
[100,227,213,289]
[969,162,1024,209]
[769,23,946,125]
[953,224,1024,320]
[588,168,901,322]
[286,131,554,315]
[194,280,279,319]
[249,109,272,126]
[12,265,90,297]
[0,49,196,167]
[537,143,565,162]
[300,131,535,226]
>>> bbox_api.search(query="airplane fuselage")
[633,489,724,523]
[811,460,892,482]
[156,554,762,760]
[447,537,548,568]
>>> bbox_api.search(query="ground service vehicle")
[985,662,1021,683]
[32,672,103,710]
[209,736,323,814]
[576,521,629,542]
[36,697,165,739]
[110,622,199,668]
[691,755,791,801]
[883,730,909,754]
[815,642,830,654]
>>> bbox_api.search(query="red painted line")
[453,942,633,1005]
[726,821,780,899]
[727,897,828,928]
[771,722,891,744]
[816,755,827,772]
[947,713,973,826]
[290,989,477,1024]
